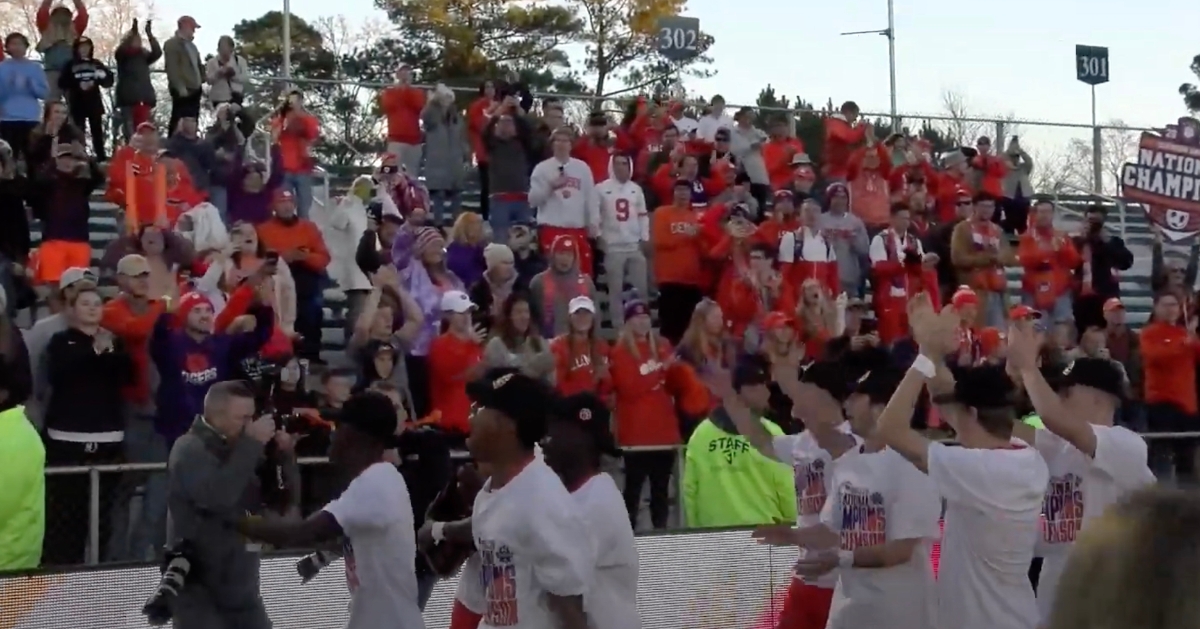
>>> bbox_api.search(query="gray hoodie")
[22,313,68,428]
[815,210,870,291]
[167,418,290,613]
[527,259,597,338]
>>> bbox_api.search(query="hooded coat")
[57,38,113,115]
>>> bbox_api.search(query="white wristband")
[431,522,446,543]
[910,354,937,379]
[837,549,855,568]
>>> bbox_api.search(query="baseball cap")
[440,290,475,314]
[568,296,595,314]
[951,286,979,309]
[733,355,773,390]
[177,15,200,28]
[337,390,399,444]
[552,393,620,457]
[851,367,904,405]
[1103,297,1125,312]
[937,364,1015,409]
[1009,304,1042,320]
[762,311,794,331]
[117,254,150,276]
[467,368,553,428]
[1060,357,1126,402]
[714,128,731,142]
[59,267,97,290]
[790,153,813,166]
[799,360,851,402]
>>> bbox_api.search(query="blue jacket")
[0,59,49,122]
[149,305,274,444]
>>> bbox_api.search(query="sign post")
[1075,44,1110,193]
[656,16,701,63]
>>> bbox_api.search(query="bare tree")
[1061,120,1140,196]
[311,14,389,166]
[0,0,157,61]
[938,88,1021,148]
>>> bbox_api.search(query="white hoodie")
[591,176,648,253]
[529,156,595,230]
[177,203,230,254]
[315,176,374,292]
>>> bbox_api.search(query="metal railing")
[1053,182,1131,238]
[27,431,1200,568]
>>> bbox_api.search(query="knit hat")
[483,243,514,268]
[415,226,445,253]
[624,299,650,321]
[174,292,213,328]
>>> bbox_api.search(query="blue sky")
[162,0,1195,151]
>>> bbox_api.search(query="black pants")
[998,195,1031,234]
[477,163,490,220]
[168,91,203,136]
[1072,293,1108,340]
[295,287,324,360]
[1146,402,1200,484]
[622,450,674,529]
[749,183,771,220]
[70,106,107,161]
[406,354,432,420]
[657,283,704,345]
[0,120,38,165]
[43,437,123,566]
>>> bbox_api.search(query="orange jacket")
[467,97,493,163]
[108,148,201,227]
[931,170,972,223]
[762,137,805,190]
[847,146,893,229]
[381,85,426,145]
[256,218,331,274]
[648,163,722,208]
[971,155,1009,198]
[1141,322,1200,414]
[609,336,707,447]
[823,116,867,180]
[1017,229,1082,308]
[651,204,706,287]
[271,112,319,174]
[755,215,799,250]
[716,268,797,341]
[550,335,612,398]
[429,333,483,434]
[101,296,165,404]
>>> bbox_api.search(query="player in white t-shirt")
[542,393,641,629]
[875,297,1049,629]
[708,358,857,629]
[420,368,595,629]
[1005,326,1155,627]
[237,391,426,629]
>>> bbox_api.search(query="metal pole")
[282,0,292,80]
[88,468,100,565]
[1091,84,1102,194]
[885,0,898,127]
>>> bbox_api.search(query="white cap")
[568,296,595,314]
[59,267,98,290]
[440,290,476,314]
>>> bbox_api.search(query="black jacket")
[1071,230,1134,298]
[0,176,31,262]
[0,324,32,414]
[35,159,105,243]
[355,229,390,278]
[114,34,163,107]
[44,328,134,436]
[395,426,452,578]
[58,56,114,112]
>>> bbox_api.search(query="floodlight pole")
[840,0,898,126]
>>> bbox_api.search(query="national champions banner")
[1121,117,1200,241]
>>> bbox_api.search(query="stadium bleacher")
[30,176,1158,364]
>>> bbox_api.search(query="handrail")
[1052,181,1129,238]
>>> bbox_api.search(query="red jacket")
[823,115,867,180]
[380,85,426,145]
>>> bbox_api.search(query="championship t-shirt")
[471,458,594,628]
[772,425,856,589]
[927,441,1048,629]
[572,473,641,629]
[820,446,941,629]
[1032,424,1153,623]
[323,462,426,629]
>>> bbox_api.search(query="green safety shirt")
[682,416,796,529]
[0,406,46,571]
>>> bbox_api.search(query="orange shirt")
[256,218,332,273]
[1140,322,1200,415]
[1017,229,1082,308]
[271,112,319,174]
[609,337,705,447]
[651,204,705,287]
[101,296,165,404]
[381,85,427,145]
[550,335,612,398]
[762,137,805,190]
[467,97,493,163]
[428,333,484,435]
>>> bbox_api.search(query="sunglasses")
[956,201,972,207]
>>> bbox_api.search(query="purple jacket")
[224,146,284,225]
[446,242,486,289]
[392,227,463,356]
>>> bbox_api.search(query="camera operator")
[238,390,425,629]
[165,380,285,629]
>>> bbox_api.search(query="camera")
[296,548,341,583]
[142,540,196,625]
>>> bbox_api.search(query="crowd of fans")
[0,7,1199,608]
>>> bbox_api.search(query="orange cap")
[1009,304,1042,320]
[1103,297,1125,312]
[951,286,978,309]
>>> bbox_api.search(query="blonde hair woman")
[446,211,488,288]
[794,278,840,360]
[222,221,296,338]
[676,298,733,372]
